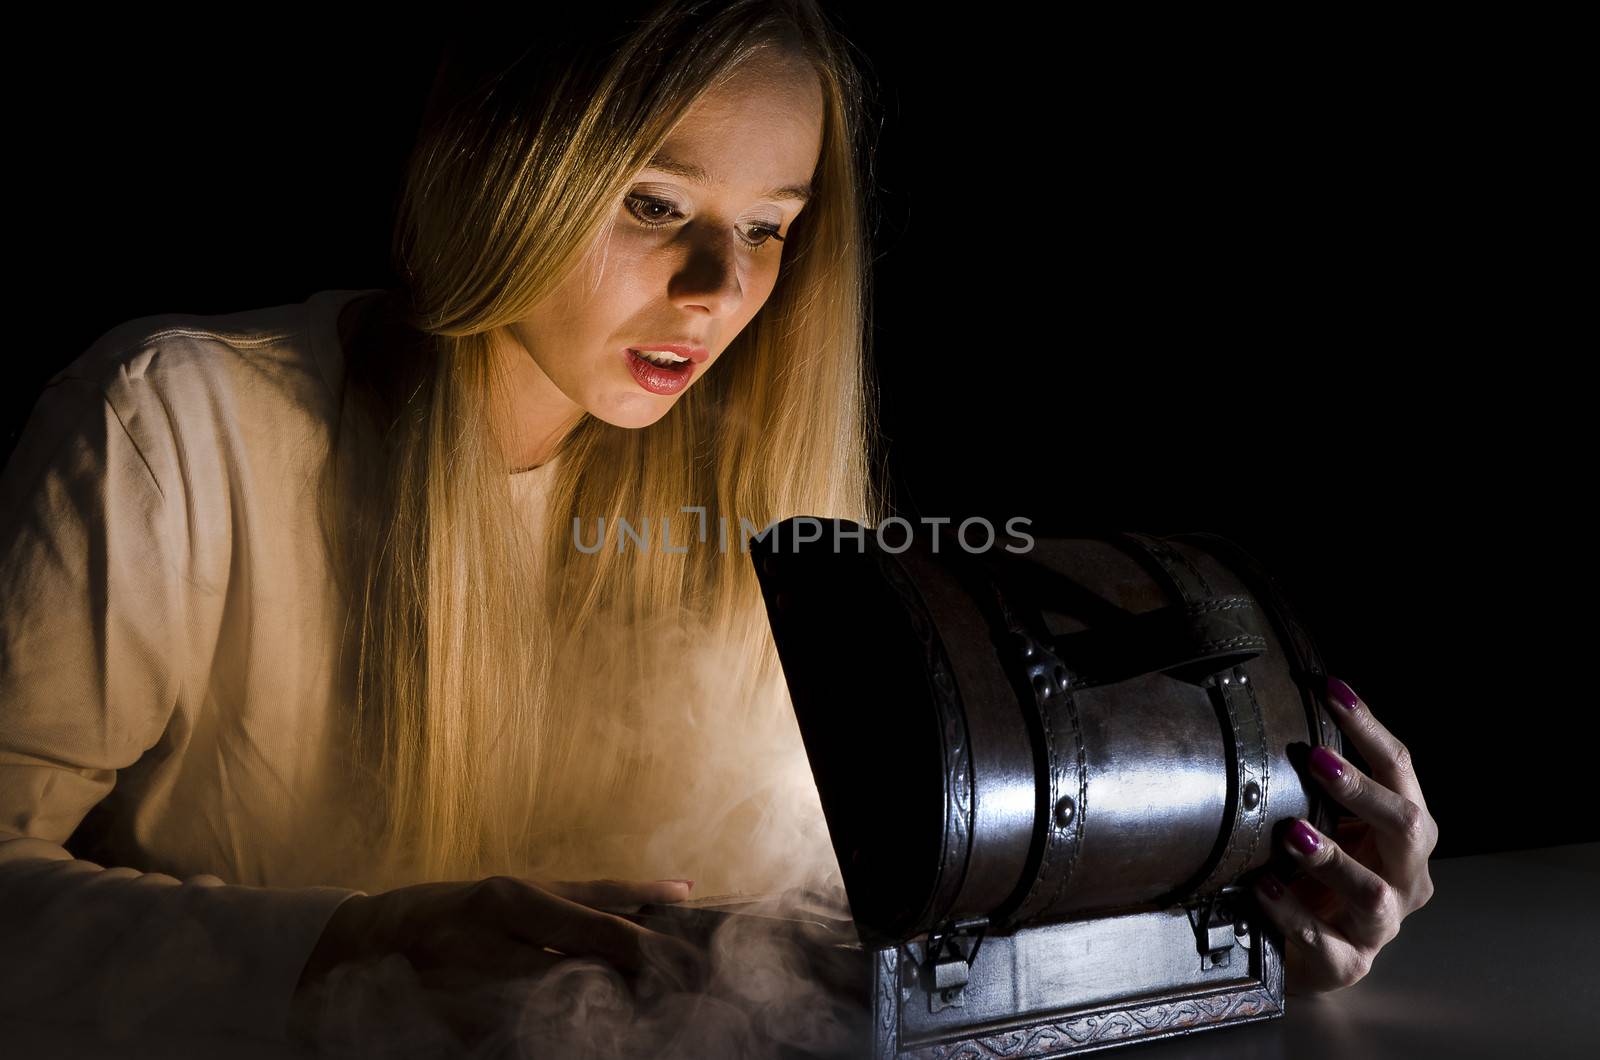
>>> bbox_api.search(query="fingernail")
[658,878,694,888]
[1309,745,1345,783]
[1257,873,1284,900]
[1288,819,1321,856]
[1326,676,1360,712]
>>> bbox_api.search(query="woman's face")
[498,51,826,433]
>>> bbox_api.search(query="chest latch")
[1187,890,1252,971]
[920,916,991,1012]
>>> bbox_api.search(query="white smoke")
[300,883,872,1058]
[296,597,876,1057]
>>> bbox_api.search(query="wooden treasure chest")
[629,518,1343,1058]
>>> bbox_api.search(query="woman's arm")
[0,375,361,1042]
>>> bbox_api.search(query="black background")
[9,12,1585,858]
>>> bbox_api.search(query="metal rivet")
[1054,795,1076,828]
[1053,666,1068,693]
[1032,674,1051,699]
[1242,781,1261,811]
[1221,675,1232,685]
[1238,673,1249,684]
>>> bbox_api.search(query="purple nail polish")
[1309,745,1345,783]
[1288,819,1321,856]
[1258,873,1284,900]
[1326,676,1360,712]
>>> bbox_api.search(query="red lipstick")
[625,345,704,395]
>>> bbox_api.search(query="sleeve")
[0,372,363,1044]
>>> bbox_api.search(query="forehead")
[650,55,824,191]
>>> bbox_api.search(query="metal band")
[1119,532,1270,900]
[875,551,974,934]
[1192,663,1272,896]
[997,623,1086,929]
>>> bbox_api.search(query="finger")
[541,877,696,911]
[1307,745,1435,857]
[1321,676,1427,811]
[482,878,708,984]
[1279,817,1398,950]
[1251,870,1373,993]
[475,877,647,970]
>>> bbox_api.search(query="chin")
[589,394,678,430]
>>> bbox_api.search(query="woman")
[0,0,1434,1052]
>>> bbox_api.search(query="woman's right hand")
[289,875,706,1048]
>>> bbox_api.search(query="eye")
[623,193,787,253]
[625,194,677,226]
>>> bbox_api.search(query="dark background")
[10,13,1583,858]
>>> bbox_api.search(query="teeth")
[634,348,690,366]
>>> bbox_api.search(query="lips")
[626,347,698,395]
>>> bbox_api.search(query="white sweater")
[0,288,563,1043]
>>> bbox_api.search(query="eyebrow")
[645,153,813,205]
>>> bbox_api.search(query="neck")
[488,327,584,472]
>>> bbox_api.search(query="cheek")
[744,260,784,316]
[541,263,648,349]
[582,236,666,312]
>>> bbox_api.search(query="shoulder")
[33,289,374,486]
[52,289,362,413]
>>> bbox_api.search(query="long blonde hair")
[318,0,888,894]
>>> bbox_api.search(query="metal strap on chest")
[1119,531,1273,903]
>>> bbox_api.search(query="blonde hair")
[318,0,890,893]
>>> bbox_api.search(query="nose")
[668,234,744,318]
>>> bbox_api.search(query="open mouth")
[629,348,694,372]
[626,347,699,395]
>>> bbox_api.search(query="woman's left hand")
[1253,676,1439,994]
